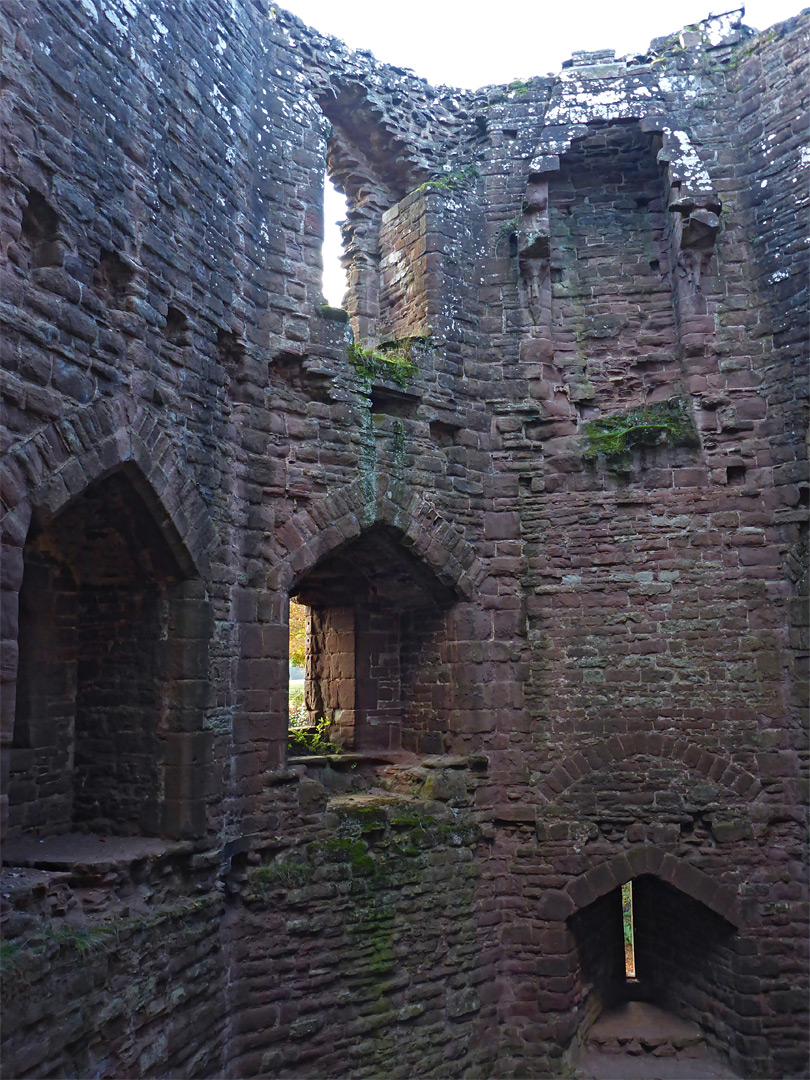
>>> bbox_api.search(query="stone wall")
[0,1,807,1078]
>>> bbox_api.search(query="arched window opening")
[320,92,426,346]
[7,469,208,844]
[288,526,456,756]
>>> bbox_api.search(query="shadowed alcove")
[289,524,457,754]
[8,468,210,841]
[569,875,741,1057]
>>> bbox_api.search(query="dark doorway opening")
[8,469,206,840]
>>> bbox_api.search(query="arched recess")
[318,83,431,344]
[273,480,481,755]
[534,732,760,805]
[531,849,750,1070]
[519,104,722,435]
[541,844,743,928]
[0,396,212,575]
[269,476,480,600]
[568,875,743,1056]
[1,399,214,841]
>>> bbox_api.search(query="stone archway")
[247,480,484,763]
[1,398,214,840]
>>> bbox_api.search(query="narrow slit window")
[622,880,636,979]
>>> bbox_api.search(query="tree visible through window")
[289,600,307,730]
[622,881,636,978]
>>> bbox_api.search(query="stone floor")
[575,1001,740,1079]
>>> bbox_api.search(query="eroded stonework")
[0,2,807,1077]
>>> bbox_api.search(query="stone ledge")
[1,832,189,873]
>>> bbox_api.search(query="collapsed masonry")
[0,1,807,1077]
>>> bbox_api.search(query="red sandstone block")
[0,460,28,513]
[565,876,594,912]
[538,928,572,955]
[626,845,663,876]
[0,687,15,741]
[484,512,520,541]
[235,658,278,692]
[584,860,620,900]
[674,468,709,487]
[619,732,646,756]
[682,743,702,767]
[0,638,18,683]
[0,592,19,640]
[232,589,259,623]
[0,545,23,592]
[164,731,213,769]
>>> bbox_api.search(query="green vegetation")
[288,600,306,670]
[412,164,480,196]
[288,714,343,756]
[730,27,778,65]
[347,340,419,388]
[319,303,349,323]
[581,397,699,462]
[494,217,522,253]
[245,858,313,901]
[0,941,23,968]
[288,683,307,727]
[621,881,636,977]
[507,78,531,96]
[0,923,113,975]
[0,898,220,984]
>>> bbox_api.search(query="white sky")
[282,0,805,88]
[294,0,806,304]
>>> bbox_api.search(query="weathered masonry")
[0,2,807,1077]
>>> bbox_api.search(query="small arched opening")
[289,524,457,755]
[568,874,741,1070]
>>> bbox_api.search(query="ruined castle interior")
[0,1,807,1077]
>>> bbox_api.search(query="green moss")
[0,941,23,971]
[388,812,428,829]
[411,164,480,196]
[246,859,312,901]
[1,897,220,985]
[313,837,377,875]
[0,923,115,975]
[353,806,389,833]
[729,26,778,66]
[347,340,419,388]
[507,78,530,96]
[494,216,522,254]
[319,303,349,323]
[582,398,699,463]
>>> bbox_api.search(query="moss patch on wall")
[581,398,699,462]
[347,339,424,387]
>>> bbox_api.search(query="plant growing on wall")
[288,715,343,757]
[412,164,481,196]
[581,397,699,462]
[347,341,418,388]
